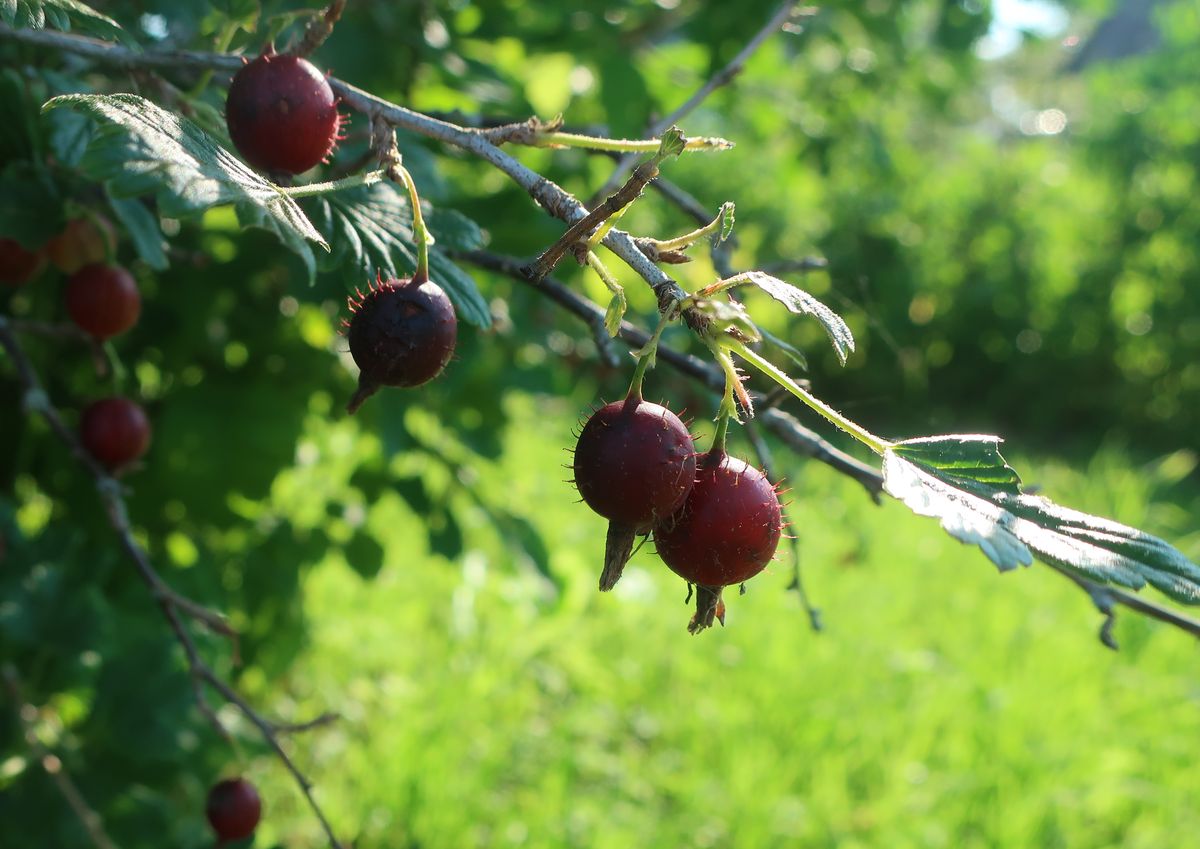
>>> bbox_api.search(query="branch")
[291,0,347,58]
[2,665,120,849]
[0,317,347,849]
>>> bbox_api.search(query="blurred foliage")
[3,0,1200,847]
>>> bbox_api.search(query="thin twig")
[587,1,800,207]
[0,317,347,849]
[743,420,822,631]
[1049,564,1200,648]
[2,664,121,849]
[524,133,683,282]
[290,0,347,58]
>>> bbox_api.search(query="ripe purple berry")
[573,397,696,590]
[65,264,141,341]
[345,274,458,413]
[205,777,262,843]
[654,450,782,633]
[225,51,342,175]
[79,397,151,473]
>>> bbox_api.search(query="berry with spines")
[573,395,696,590]
[79,397,151,473]
[0,237,45,287]
[225,49,344,175]
[653,449,782,633]
[344,272,458,413]
[205,777,262,844]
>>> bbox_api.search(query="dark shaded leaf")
[306,180,491,326]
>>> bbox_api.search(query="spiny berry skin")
[45,216,117,273]
[345,275,457,413]
[573,397,696,590]
[654,451,781,632]
[574,399,696,529]
[65,264,141,340]
[205,777,262,843]
[80,398,151,472]
[226,52,341,175]
[0,238,45,286]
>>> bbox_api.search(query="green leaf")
[5,0,128,44]
[107,195,168,270]
[884,435,1200,604]
[724,271,855,365]
[43,94,327,279]
[426,206,485,253]
[305,181,492,327]
[717,201,736,244]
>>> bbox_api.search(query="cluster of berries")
[573,393,783,633]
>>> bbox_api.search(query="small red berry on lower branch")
[225,51,342,175]
[65,264,141,341]
[0,238,46,287]
[573,398,696,590]
[206,777,262,843]
[345,275,458,413]
[80,397,151,473]
[653,450,782,633]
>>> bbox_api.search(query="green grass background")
[236,390,1200,849]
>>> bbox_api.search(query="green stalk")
[537,131,733,153]
[652,211,727,252]
[278,169,385,199]
[626,306,675,401]
[732,342,891,455]
[393,165,431,283]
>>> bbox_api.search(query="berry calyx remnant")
[344,273,458,413]
[225,51,342,175]
[0,238,46,287]
[573,397,696,590]
[44,215,117,273]
[65,264,141,340]
[79,397,151,473]
[205,777,262,843]
[653,450,782,633]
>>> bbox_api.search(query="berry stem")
[731,341,892,455]
[393,164,431,284]
[586,252,626,337]
[626,304,675,401]
[649,202,734,252]
[278,169,385,198]
[535,131,733,153]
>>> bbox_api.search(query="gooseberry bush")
[2,1,1199,847]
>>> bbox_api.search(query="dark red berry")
[206,777,262,843]
[345,274,458,413]
[65,264,141,340]
[80,397,151,473]
[573,397,696,590]
[0,237,45,287]
[45,216,117,273]
[654,451,782,633]
[225,51,341,175]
